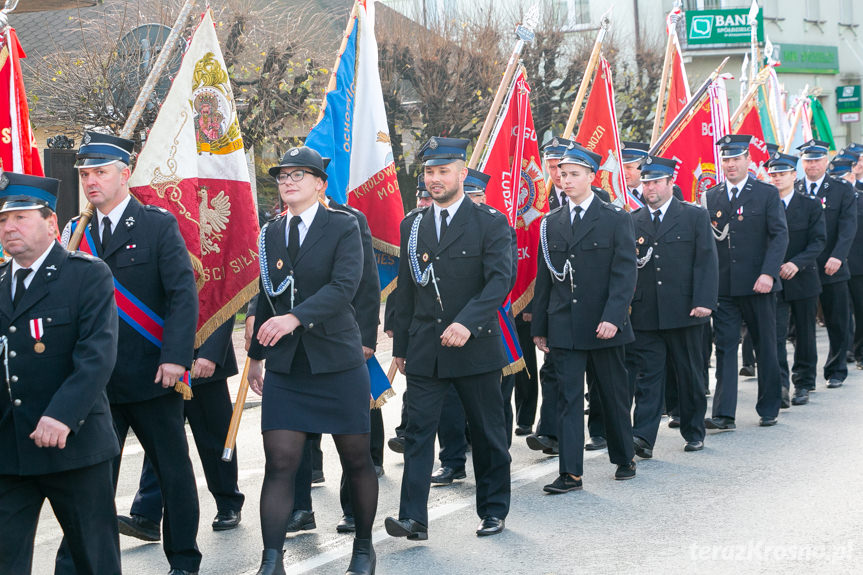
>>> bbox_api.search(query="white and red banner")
[480,69,547,315]
[574,56,629,209]
[733,100,770,181]
[0,27,43,176]
[661,7,691,135]
[128,10,260,347]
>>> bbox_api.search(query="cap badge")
[724,136,731,144]
[0,172,8,190]
[552,137,559,147]
[429,137,438,150]
[645,157,653,164]
[289,148,300,157]
[82,133,92,145]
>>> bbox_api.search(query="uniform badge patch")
[422,252,429,262]
[637,236,645,245]
[276,259,284,270]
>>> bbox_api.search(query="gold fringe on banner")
[502,356,526,376]
[370,386,396,410]
[511,279,536,317]
[372,237,401,257]
[194,279,259,348]
[380,277,397,300]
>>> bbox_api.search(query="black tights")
[260,430,378,548]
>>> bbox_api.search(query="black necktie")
[288,215,301,262]
[12,268,32,308]
[652,210,661,231]
[730,186,739,212]
[560,192,567,206]
[101,218,113,254]
[439,209,449,243]
[632,189,640,201]
[571,206,583,231]
[810,182,818,196]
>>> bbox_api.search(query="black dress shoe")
[476,516,505,536]
[668,417,681,429]
[633,437,653,459]
[514,425,532,436]
[585,436,607,451]
[118,514,160,542]
[430,466,466,485]
[375,465,384,478]
[543,474,583,494]
[847,351,856,363]
[857,361,863,370]
[384,517,428,540]
[704,416,736,431]
[346,537,376,575]
[336,514,356,533]
[212,509,241,531]
[614,460,637,480]
[684,440,704,452]
[525,434,557,452]
[781,387,791,409]
[759,416,777,427]
[311,469,325,484]
[827,378,844,389]
[739,364,756,377]
[791,388,810,405]
[285,509,316,533]
[168,570,198,575]
[255,548,286,575]
[387,436,405,454]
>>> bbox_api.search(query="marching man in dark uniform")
[705,134,788,430]
[59,132,201,575]
[794,139,857,388]
[622,141,650,204]
[119,317,245,542]
[767,152,826,407]
[0,172,121,575]
[627,156,718,457]
[386,137,512,539]
[532,143,638,493]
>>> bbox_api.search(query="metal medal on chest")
[276,259,284,270]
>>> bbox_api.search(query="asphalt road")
[31,326,863,574]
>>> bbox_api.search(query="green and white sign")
[686,8,764,45]
[776,44,839,74]
[836,85,861,113]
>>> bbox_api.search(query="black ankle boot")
[345,538,375,575]
[256,548,286,575]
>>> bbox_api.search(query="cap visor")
[75,157,122,168]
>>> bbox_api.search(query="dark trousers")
[586,365,606,439]
[395,390,409,438]
[399,370,511,526]
[293,408,384,515]
[130,380,244,523]
[500,373,515,446]
[535,350,559,438]
[438,386,468,469]
[713,294,782,420]
[109,394,201,572]
[820,281,850,381]
[554,346,633,477]
[776,296,818,391]
[848,276,863,361]
[0,461,120,575]
[514,318,538,427]
[741,324,756,366]
[628,326,707,447]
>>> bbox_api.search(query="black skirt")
[261,339,370,434]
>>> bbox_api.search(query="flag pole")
[650,57,730,154]
[650,33,675,145]
[314,1,360,124]
[729,66,769,131]
[67,0,197,251]
[467,4,540,169]
[221,355,251,462]
[782,84,809,153]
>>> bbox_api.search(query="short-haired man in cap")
[58,131,201,575]
[626,156,718,457]
[532,142,638,492]
[622,141,650,204]
[0,172,121,574]
[767,152,826,407]
[793,139,857,388]
[386,136,512,539]
[705,134,788,429]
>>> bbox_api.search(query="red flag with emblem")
[0,27,43,175]
[733,100,770,181]
[574,56,629,208]
[128,11,259,347]
[480,68,548,315]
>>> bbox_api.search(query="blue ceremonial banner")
[305,18,358,205]
[367,355,395,408]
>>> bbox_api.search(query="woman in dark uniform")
[248,146,377,575]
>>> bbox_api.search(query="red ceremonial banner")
[480,69,548,314]
[574,57,627,206]
[734,101,770,181]
[660,98,718,203]
[662,41,690,134]
[0,27,43,176]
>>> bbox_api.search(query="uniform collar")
[569,191,594,216]
[805,174,826,193]
[649,195,673,219]
[96,193,132,233]
[11,241,54,280]
[433,193,466,221]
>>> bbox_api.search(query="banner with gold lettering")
[574,56,628,208]
[128,10,259,347]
